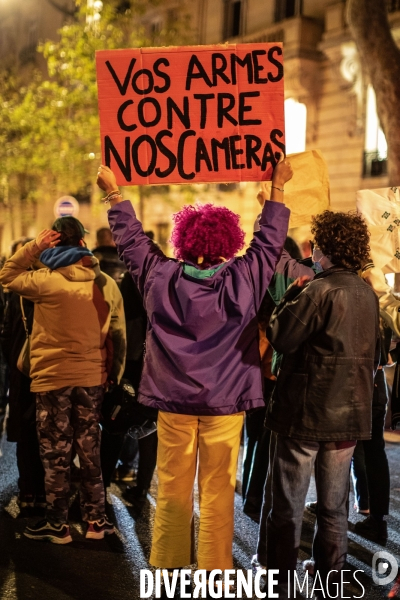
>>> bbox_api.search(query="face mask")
[313,261,323,273]
[312,247,324,273]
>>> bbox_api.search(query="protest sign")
[357,187,400,273]
[96,44,285,185]
[260,150,330,228]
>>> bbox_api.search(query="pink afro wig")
[170,203,245,267]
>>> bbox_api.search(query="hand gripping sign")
[260,149,330,228]
[96,44,285,185]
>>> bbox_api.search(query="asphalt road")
[0,417,399,600]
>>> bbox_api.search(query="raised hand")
[272,152,293,188]
[292,275,312,288]
[258,153,294,205]
[97,165,118,194]
[35,230,61,251]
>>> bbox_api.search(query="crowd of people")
[0,153,398,598]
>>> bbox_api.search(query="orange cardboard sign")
[96,44,285,185]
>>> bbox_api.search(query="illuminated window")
[284,98,307,154]
[363,84,387,177]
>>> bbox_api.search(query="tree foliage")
[0,0,193,204]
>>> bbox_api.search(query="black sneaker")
[123,486,148,515]
[113,466,137,483]
[354,516,388,542]
[24,519,72,544]
[86,517,115,539]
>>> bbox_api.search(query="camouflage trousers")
[36,385,105,524]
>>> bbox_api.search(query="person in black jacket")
[92,227,127,286]
[100,271,158,516]
[1,291,45,511]
[261,210,380,598]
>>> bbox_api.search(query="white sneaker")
[86,517,115,539]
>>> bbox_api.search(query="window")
[116,1,131,13]
[223,0,243,39]
[150,20,162,38]
[363,84,388,177]
[19,18,38,64]
[167,8,179,26]
[284,98,307,154]
[275,0,302,23]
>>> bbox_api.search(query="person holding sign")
[97,155,292,591]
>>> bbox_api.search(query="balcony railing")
[228,23,285,44]
[227,16,324,61]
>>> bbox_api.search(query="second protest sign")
[96,43,285,186]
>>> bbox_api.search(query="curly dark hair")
[311,210,371,270]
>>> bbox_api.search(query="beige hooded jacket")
[0,239,126,392]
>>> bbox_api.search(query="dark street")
[1,417,400,600]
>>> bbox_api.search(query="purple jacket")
[108,200,289,416]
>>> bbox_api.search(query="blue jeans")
[257,433,354,597]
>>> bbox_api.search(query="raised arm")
[0,230,60,301]
[97,165,167,295]
[243,154,293,311]
[268,250,315,305]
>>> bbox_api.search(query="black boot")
[122,485,148,516]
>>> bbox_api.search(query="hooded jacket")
[108,199,289,416]
[0,240,126,392]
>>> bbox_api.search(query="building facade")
[0,0,398,254]
[139,0,397,249]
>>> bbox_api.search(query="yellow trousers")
[150,411,244,571]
